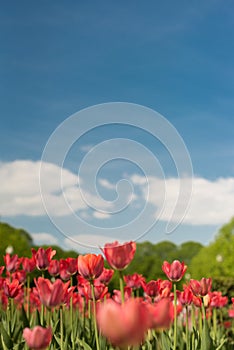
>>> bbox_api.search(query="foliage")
[190,218,234,280]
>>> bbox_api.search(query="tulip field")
[0,242,233,349]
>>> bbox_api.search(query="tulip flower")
[228,309,234,318]
[189,278,212,297]
[48,260,60,277]
[12,270,26,284]
[59,257,77,281]
[112,287,132,303]
[21,257,36,273]
[32,247,56,271]
[83,282,108,301]
[96,267,114,285]
[209,291,228,308]
[102,241,136,270]
[35,277,69,308]
[4,253,19,272]
[179,285,193,306]
[97,298,149,347]
[3,279,22,298]
[162,260,187,282]
[147,298,173,329]
[78,254,104,281]
[159,280,172,298]
[23,326,52,350]
[142,280,161,299]
[124,273,145,289]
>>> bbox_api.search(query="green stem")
[185,305,190,350]
[70,276,74,348]
[91,282,100,350]
[173,283,177,350]
[199,308,203,335]
[119,270,125,304]
[213,307,217,341]
[60,307,64,350]
[26,274,30,319]
[191,305,195,350]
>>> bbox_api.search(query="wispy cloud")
[1,160,234,226]
[31,232,59,245]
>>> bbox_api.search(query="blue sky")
[1,1,234,252]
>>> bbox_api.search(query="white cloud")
[31,232,59,245]
[98,178,116,190]
[0,160,112,217]
[1,160,234,226]
[93,211,111,219]
[131,175,234,225]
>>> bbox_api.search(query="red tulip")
[142,280,161,299]
[3,279,22,298]
[192,294,202,308]
[83,282,108,301]
[32,247,56,271]
[189,278,212,297]
[0,266,5,275]
[48,260,60,277]
[209,291,228,308]
[4,253,19,272]
[159,280,172,298]
[97,298,149,347]
[96,268,114,285]
[228,308,234,318]
[102,241,136,270]
[112,287,132,303]
[12,270,26,284]
[59,258,77,280]
[162,260,187,282]
[35,277,69,308]
[124,273,145,289]
[178,285,193,306]
[21,257,36,273]
[23,326,52,350]
[78,254,104,280]
[147,298,173,329]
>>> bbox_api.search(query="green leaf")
[200,318,214,350]
[20,306,29,328]
[77,338,93,350]
[161,331,173,350]
[0,326,13,349]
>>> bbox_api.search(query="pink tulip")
[78,254,104,280]
[4,253,19,272]
[3,279,22,298]
[97,298,149,347]
[162,260,187,282]
[147,298,172,329]
[189,278,212,297]
[32,247,56,271]
[102,241,136,270]
[21,257,36,273]
[96,267,114,285]
[142,280,161,299]
[48,260,60,277]
[179,285,193,306]
[35,277,69,308]
[124,273,145,289]
[23,326,52,350]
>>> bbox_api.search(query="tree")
[0,222,32,265]
[190,217,234,279]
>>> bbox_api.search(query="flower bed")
[0,242,233,349]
